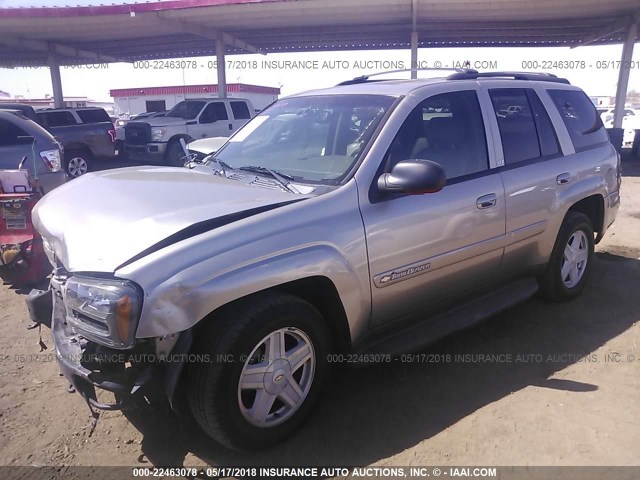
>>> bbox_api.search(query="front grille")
[124,122,151,145]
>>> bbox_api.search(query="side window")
[76,109,110,124]
[387,90,488,180]
[230,101,251,120]
[526,90,561,157]
[489,88,540,164]
[200,102,229,124]
[37,111,77,128]
[547,89,608,151]
[0,119,28,146]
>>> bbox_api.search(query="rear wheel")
[65,150,92,178]
[187,293,330,450]
[539,211,594,301]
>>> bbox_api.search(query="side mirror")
[378,159,446,194]
[16,135,35,145]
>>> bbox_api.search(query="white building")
[110,83,280,117]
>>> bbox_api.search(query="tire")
[165,140,188,167]
[187,292,330,450]
[538,211,594,302]
[65,150,92,178]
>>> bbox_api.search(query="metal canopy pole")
[48,45,64,108]
[411,32,419,79]
[613,21,638,128]
[216,34,227,99]
[410,0,418,79]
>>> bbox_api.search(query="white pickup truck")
[123,98,255,165]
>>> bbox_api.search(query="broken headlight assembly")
[64,276,142,350]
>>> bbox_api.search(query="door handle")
[557,173,571,185]
[228,123,233,130]
[476,193,497,209]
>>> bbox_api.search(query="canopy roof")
[0,0,638,67]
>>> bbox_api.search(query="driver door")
[359,89,507,326]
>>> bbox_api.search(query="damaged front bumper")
[27,279,157,411]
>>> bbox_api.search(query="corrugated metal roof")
[0,0,637,66]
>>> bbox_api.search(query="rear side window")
[489,89,540,164]
[547,89,608,151]
[37,111,77,128]
[230,101,251,120]
[0,118,29,147]
[76,109,110,124]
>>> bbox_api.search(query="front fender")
[133,244,370,343]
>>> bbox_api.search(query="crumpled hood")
[33,166,297,273]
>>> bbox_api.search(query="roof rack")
[446,71,570,84]
[337,67,479,86]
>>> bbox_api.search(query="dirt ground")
[0,156,639,471]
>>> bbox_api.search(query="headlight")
[40,149,62,172]
[64,276,142,349]
[151,127,167,141]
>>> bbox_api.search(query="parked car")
[29,72,620,450]
[0,103,39,123]
[0,110,65,193]
[115,111,168,143]
[0,110,66,285]
[186,136,229,160]
[123,98,254,165]
[36,107,117,178]
[600,107,638,124]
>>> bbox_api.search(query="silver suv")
[29,71,620,450]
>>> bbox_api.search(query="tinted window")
[547,89,609,151]
[387,90,488,180]
[37,111,77,127]
[490,89,540,164]
[0,119,29,146]
[76,108,110,124]
[526,90,560,157]
[200,102,229,123]
[166,100,206,120]
[230,101,251,120]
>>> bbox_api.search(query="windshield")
[215,94,395,185]
[166,100,206,120]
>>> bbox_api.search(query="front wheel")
[165,140,188,167]
[187,293,330,450]
[538,211,594,301]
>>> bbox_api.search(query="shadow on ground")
[117,249,640,467]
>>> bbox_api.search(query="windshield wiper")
[239,165,300,194]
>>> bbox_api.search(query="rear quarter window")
[76,109,111,124]
[547,89,609,151]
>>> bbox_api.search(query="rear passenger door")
[485,87,567,273]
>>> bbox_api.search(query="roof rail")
[446,71,570,84]
[337,67,479,86]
